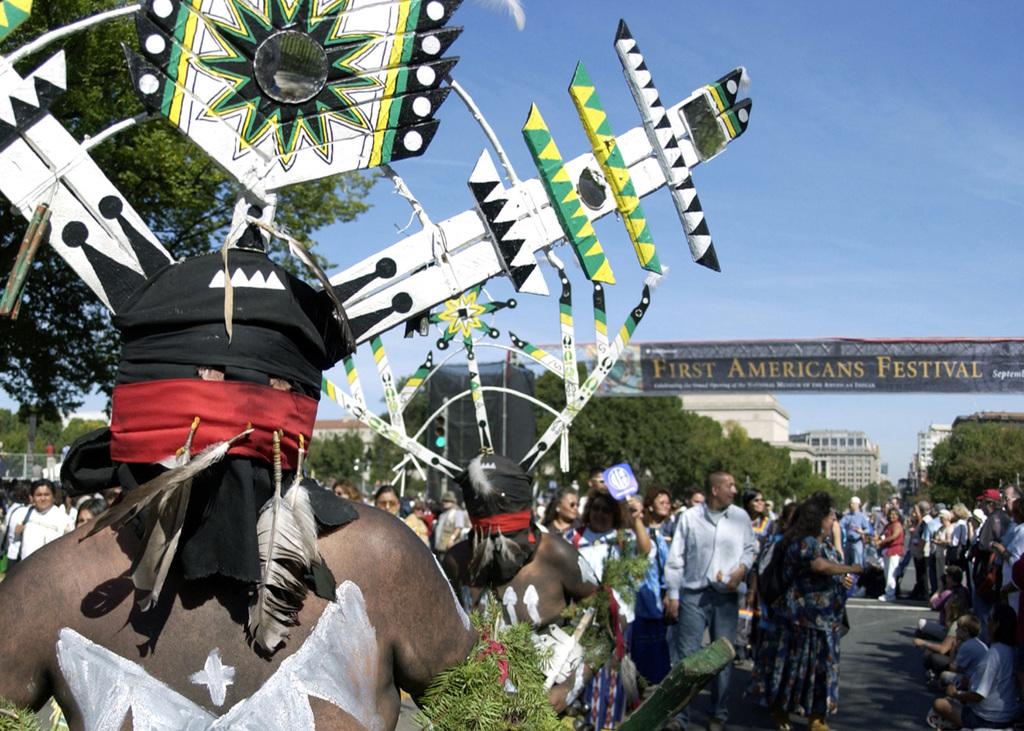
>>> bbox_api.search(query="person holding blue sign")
[568,482,652,728]
[664,471,757,731]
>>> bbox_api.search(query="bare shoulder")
[318,504,475,694]
[536,531,579,569]
[0,526,131,707]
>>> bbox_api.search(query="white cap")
[850,496,861,505]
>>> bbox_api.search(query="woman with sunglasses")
[567,489,652,728]
[541,486,579,539]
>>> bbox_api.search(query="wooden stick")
[0,204,47,315]
[619,638,735,730]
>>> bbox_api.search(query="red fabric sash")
[110,379,317,470]
[470,508,533,534]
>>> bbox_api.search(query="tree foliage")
[928,422,1024,504]
[532,370,849,505]
[305,433,367,485]
[0,408,105,454]
[0,1,377,417]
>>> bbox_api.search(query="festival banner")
[577,339,1024,395]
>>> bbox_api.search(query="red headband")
[470,508,534,534]
[110,379,317,470]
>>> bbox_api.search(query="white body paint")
[577,553,599,585]
[501,585,518,625]
[56,582,383,731]
[534,624,584,688]
[522,584,541,626]
[189,649,235,708]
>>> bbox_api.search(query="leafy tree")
[305,433,367,485]
[0,408,105,454]
[0,2,377,419]
[531,370,848,506]
[928,422,1024,505]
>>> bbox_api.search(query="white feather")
[620,654,640,705]
[247,483,319,654]
[467,455,495,497]
[476,0,525,30]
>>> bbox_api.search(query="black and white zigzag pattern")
[468,150,548,295]
[0,51,67,152]
[615,20,720,272]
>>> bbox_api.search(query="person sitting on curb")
[929,604,1021,730]
[936,614,987,692]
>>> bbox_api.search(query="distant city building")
[787,429,881,490]
[313,419,375,448]
[916,423,952,479]
[678,393,790,444]
[953,412,1024,428]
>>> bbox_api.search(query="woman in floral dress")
[747,492,863,731]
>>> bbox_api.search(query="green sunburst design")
[185,0,400,164]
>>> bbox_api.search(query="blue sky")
[313,1,1024,476]
[6,1,1024,477]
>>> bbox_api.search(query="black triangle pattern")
[695,245,721,272]
[98,196,170,278]
[469,167,540,293]
[60,221,146,312]
[469,179,499,203]
[510,265,533,289]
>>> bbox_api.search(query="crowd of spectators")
[887,485,1024,730]
[10,463,1024,730]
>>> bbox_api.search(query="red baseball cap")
[976,489,1002,502]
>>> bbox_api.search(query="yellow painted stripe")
[706,85,726,112]
[370,2,411,166]
[168,8,200,126]
[721,112,737,138]
[560,312,573,326]
[596,320,608,336]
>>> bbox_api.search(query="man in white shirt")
[664,472,756,731]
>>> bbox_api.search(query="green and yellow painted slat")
[569,62,661,274]
[522,104,615,284]
[0,0,32,43]
[592,282,608,356]
[556,268,579,403]
[370,335,405,433]
[509,333,563,376]
[398,352,434,407]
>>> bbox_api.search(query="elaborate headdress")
[0,3,753,654]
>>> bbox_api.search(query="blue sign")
[603,463,639,500]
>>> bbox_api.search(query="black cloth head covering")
[113,250,354,397]
[65,247,359,591]
[459,453,534,519]
[459,454,537,587]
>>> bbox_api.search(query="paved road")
[399,595,937,730]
